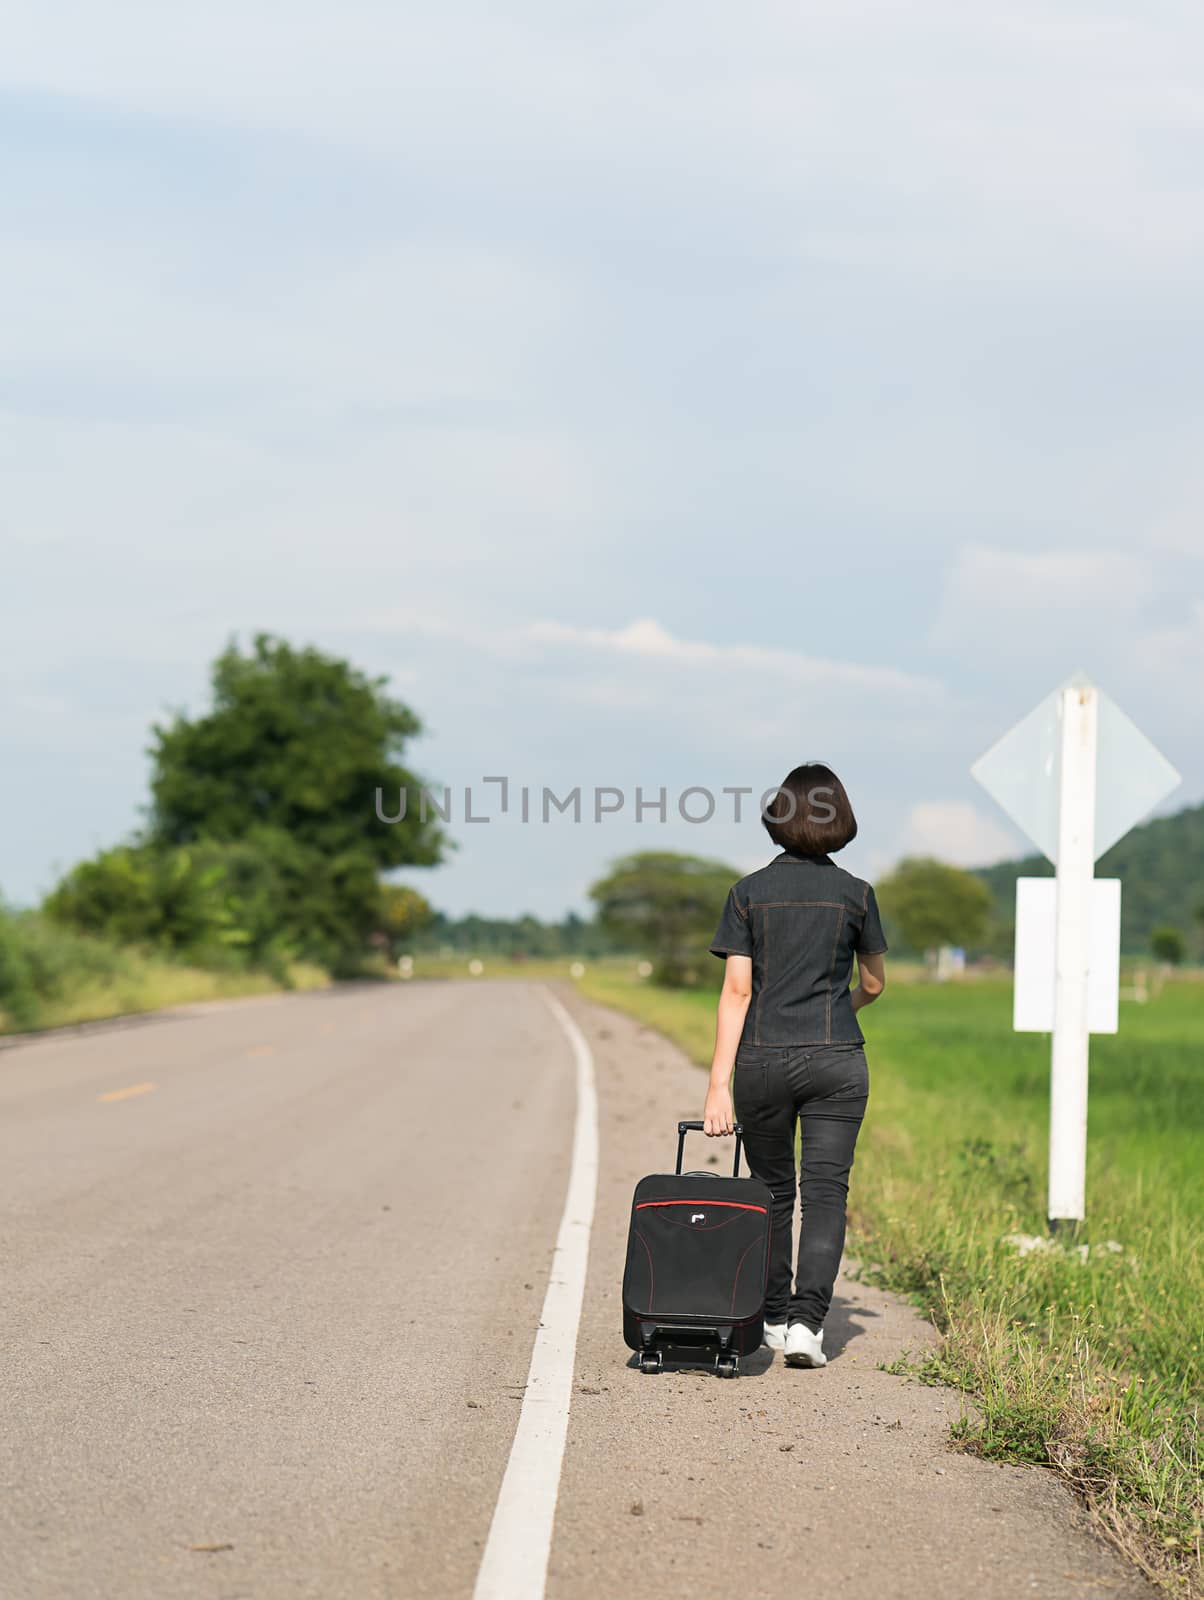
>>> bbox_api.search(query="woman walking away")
[702,763,887,1368]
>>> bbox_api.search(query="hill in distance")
[974,801,1204,956]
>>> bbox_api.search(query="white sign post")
[1048,682,1097,1221]
[972,673,1180,1226]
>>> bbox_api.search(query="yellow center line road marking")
[98,1082,157,1103]
[246,1045,275,1058]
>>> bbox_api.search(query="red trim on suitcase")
[635,1199,767,1214]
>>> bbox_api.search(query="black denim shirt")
[709,850,888,1046]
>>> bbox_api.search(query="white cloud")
[526,616,946,701]
[7,2,1204,281]
[319,611,949,714]
[929,544,1159,654]
[1135,598,1204,672]
[1146,486,1204,560]
[1,237,578,416]
[897,800,1024,867]
[0,410,607,667]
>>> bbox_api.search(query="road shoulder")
[544,984,1155,1600]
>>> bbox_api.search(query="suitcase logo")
[691,1212,706,1223]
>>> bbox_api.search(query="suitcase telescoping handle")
[676,1119,744,1178]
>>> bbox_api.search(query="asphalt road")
[0,980,1154,1600]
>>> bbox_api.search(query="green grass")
[396,954,611,983]
[11,957,330,1032]
[0,915,329,1036]
[576,968,1203,1594]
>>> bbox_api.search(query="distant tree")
[1150,926,1186,965]
[377,884,435,957]
[876,857,993,957]
[410,908,619,960]
[588,851,738,987]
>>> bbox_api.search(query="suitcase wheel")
[639,1351,664,1374]
[714,1354,739,1379]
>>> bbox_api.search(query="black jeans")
[732,1042,869,1334]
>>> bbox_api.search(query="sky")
[3,1,1203,918]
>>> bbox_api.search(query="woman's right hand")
[703,1083,735,1137]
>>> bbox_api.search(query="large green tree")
[876,856,993,957]
[589,851,739,987]
[148,634,442,866]
[48,636,445,973]
[144,636,444,967]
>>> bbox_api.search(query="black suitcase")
[622,1120,772,1378]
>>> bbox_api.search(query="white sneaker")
[762,1321,787,1351]
[784,1323,827,1367]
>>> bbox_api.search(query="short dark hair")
[761,763,857,855]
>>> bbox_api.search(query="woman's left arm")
[702,955,753,1136]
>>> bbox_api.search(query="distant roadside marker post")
[972,673,1180,1225]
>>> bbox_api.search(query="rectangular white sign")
[1013,877,1121,1034]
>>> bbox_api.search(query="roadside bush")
[0,901,40,1027]
[42,828,420,978]
[0,904,137,1029]
[43,836,300,977]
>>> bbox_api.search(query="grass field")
[575,965,1203,1594]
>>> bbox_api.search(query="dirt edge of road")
[546,980,1158,1600]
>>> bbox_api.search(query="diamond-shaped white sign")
[971,672,1180,864]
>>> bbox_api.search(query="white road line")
[472,988,599,1600]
